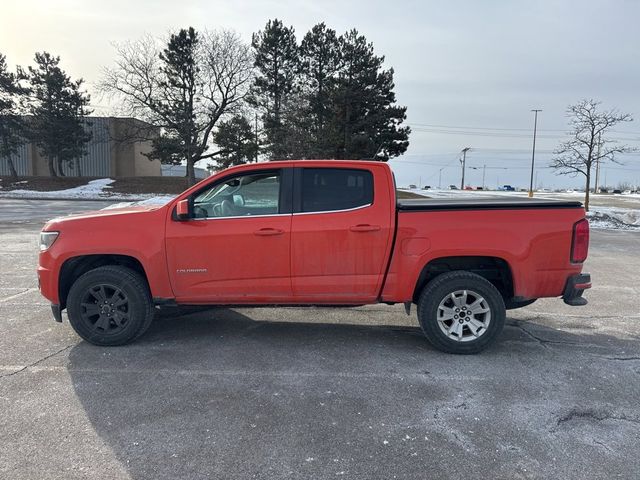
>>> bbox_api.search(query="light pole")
[438,167,444,189]
[460,147,470,190]
[529,109,542,197]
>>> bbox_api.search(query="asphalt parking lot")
[1,198,639,480]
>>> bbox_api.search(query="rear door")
[290,165,394,302]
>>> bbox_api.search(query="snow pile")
[101,196,175,210]
[588,207,640,230]
[0,178,168,201]
[1,178,116,199]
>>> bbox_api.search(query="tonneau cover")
[397,197,583,211]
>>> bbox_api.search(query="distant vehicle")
[612,189,622,194]
[422,185,431,190]
[448,185,458,190]
[537,188,552,193]
[500,185,515,191]
[464,186,473,190]
[598,188,608,193]
[476,187,483,190]
[622,190,632,195]
[408,184,417,189]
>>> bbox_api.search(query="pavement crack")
[0,344,73,379]
[0,288,35,303]
[597,356,640,361]
[507,322,550,349]
[553,407,640,432]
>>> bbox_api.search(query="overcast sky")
[2,0,639,188]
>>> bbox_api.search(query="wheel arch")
[59,254,149,310]
[412,255,514,304]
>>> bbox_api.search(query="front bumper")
[562,273,591,306]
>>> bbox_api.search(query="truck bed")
[397,197,583,211]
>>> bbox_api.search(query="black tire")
[417,271,506,354]
[67,266,154,346]
[504,298,536,310]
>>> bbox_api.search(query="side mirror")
[175,199,191,220]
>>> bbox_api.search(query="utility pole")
[482,164,486,189]
[594,132,602,193]
[438,167,444,189]
[460,147,470,190]
[528,109,542,197]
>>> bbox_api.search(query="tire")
[66,266,154,346]
[505,298,536,310]
[417,271,506,354]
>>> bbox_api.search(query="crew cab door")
[290,165,395,302]
[166,168,293,303]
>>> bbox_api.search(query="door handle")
[349,224,381,232]
[254,228,285,236]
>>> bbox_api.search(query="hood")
[42,203,170,231]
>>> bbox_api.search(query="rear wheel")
[417,271,505,354]
[67,266,154,346]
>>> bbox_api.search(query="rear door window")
[300,168,373,213]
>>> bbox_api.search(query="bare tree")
[551,99,635,211]
[99,28,254,185]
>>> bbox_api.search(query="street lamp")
[529,109,542,197]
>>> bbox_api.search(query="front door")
[166,168,293,303]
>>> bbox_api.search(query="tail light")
[571,218,589,263]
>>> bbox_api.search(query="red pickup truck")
[38,160,591,353]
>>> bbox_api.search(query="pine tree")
[213,115,259,169]
[27,52,92,176]
[251,19,299,159]
[0,54,28,178]
[332,30,410,161]
[148,27,200,181]
[299,23,341,158]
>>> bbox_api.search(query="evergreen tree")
[299,23,341,158]
[332,30,410,161]
[0,54,28,178]
[27,52,92,176]
[147,27,200,180]
[213,114,259,169]
[251,19,299,159]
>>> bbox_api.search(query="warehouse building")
[0,117,161,177]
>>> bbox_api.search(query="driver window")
[192,171,281,219]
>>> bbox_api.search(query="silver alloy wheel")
[436,289,492,342]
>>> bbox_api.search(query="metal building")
[0,117,161,177]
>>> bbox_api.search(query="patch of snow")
[588,207,640,230]
[0,178,173,202]
[101,196,175,210]
[1,178,115,199]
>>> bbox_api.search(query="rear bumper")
[562,273,591,306]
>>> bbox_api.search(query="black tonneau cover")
[397,197,583,211]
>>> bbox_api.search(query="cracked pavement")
[1,198,639,479]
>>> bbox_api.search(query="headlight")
[40,231,60,251]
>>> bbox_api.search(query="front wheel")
[417,271,506,354]
[66,266,154,346]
